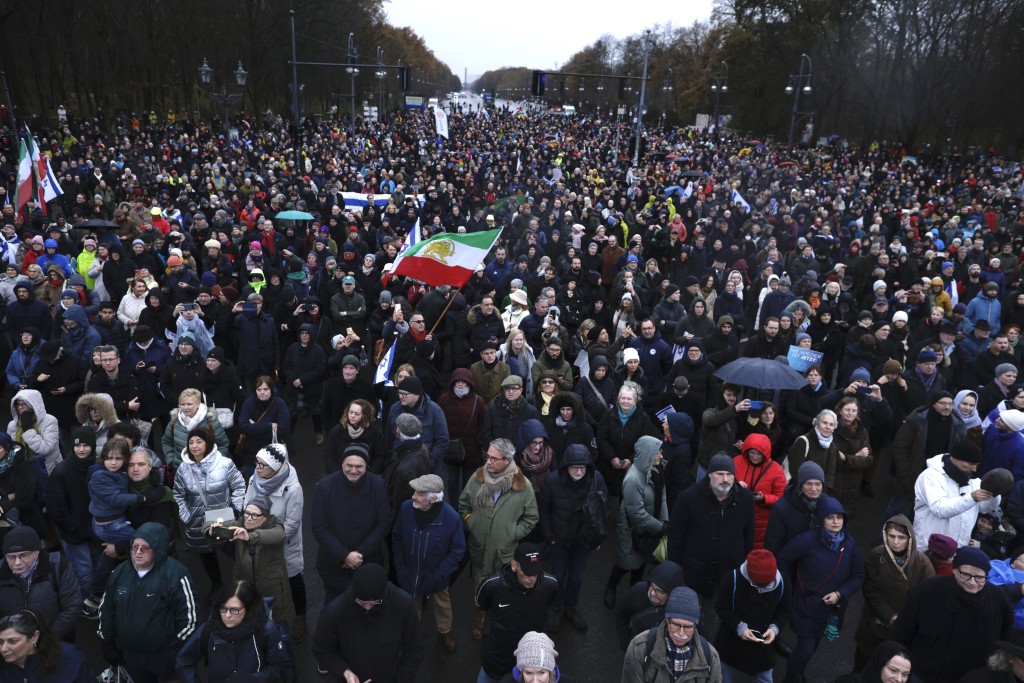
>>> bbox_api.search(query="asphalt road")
[71,405,894,683]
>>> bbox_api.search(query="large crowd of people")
[0,101,1021,682]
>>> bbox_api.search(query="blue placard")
[787,346,823,373]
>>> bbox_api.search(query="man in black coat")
[614,560,686,650]
[666,452,754,627]
[475,543,559,682]
[87,345,141,421]
[891,547,1012,683]
[27,341,87,452]
[312,563,424,683]
[311,444,391,604]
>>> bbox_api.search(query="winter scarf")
[178,403,209,433]
[473,463,518,518]
[518,444,554,483]
[815,426,834,449]
[252,462,291,496]
[346,425,365,439]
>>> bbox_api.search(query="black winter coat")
[311,471,391,594]
[233,311,279,380]
[0,551,81,638]
[667,480,755,597]
[47,456,94,544]
[596,407,658,496]
[281,341,327,402]
[481,398,539,449]
[713,567,789,675]
[159,351,205,399]
[27,352,87,425]
[538,450,607,543]
[86,368,140,421]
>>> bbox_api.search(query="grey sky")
[384,0,715,84]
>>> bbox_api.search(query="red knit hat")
[746,549,777,584]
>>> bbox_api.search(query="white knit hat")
[255,443,288,472]
[515,631,558,673]
[999,408,1024,433]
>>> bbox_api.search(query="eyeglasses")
[667,620,696,634]
[486,455,508,463]
[355,598,382,608]
[503,386,522,392]
[130,544,153,553]
[956,568,987,584]
[243,511,265,519]
[218,606,244,615]
[410,319,425,324]
[255,461,269,469]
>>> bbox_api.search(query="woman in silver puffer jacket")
[173,426,245,591]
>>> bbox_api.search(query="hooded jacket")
[546,392,596,462]
[574,355,618,429]
[437,368,488,470]
[176,599,291,683]
[733,433,787,549]
[7,281,53,338]
[5,327,43,388]
[59,304,102,361]
[616,436,669,572]
[673,295,715,346]
[776,497,864,636]
[614,560,687,650]
[7,388,62,472]
[538,443,607,544]
[99,523,198,655]
[855,514,934,652]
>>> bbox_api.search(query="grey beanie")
[797,461,826,486]
[515,631,558,673]
[708,451,735,475]
[665,586,701,623]
[995,363,1018,378]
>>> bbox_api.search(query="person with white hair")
[391,474,466,654]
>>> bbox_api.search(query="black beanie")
[72,426,96,450]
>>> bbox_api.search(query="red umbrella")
[778,161,797,167]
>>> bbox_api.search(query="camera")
[181,302,195,311]
[748,400,763,410]
[211,525,236,540]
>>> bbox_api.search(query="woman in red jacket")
[733,433,787,549]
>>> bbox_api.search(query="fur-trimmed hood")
[75,393,118,426]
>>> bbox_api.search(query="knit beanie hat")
[746,549,777,584]
[999,408,1024,432]
[995,363,1018,379]
[797,461,825,486]
[950,440,982,464]
[882,359,903,375]
[515,631,558,673]
[351,563,387,601]
[953,546,991,572]
[72,426,96,450]
[255,443,288,472]
[708,452,735,475]
[927,534,956,560]
[397,376,423,395]
[665,586,701,623]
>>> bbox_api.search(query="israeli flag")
[374,341,396,386]
[681,182,693,199]
[398,218,421,256]
[731,188,750,212]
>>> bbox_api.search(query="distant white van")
[562,105,576,116]
[428,97,439,108]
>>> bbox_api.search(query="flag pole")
[427,284,465,337]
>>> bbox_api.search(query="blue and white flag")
[398,218,421,256]
[374,341,396,385]
[731,188,750,212]
[681,182,694,200]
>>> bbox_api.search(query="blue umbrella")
[713,357,806,391]
[663,185,684,197]
[275,210,315,220]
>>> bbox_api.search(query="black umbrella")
[680,170,704,178]
[713,357,806,391]
[74,218,119,229]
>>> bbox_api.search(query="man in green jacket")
[99,522,198,682]
[459,437,539,640]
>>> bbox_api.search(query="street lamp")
[785,53,813,148]
[375,46,386,123]
[710,61,728,143]
[346,33,359,128]
[197,58,247,136]
[662,68,673,125]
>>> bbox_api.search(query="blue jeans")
[722,663,773,683]
[477,668,503,683]
[785,634,822,682]
[92,517,137,545]
[63,540,105,597]
[549,541,590,611]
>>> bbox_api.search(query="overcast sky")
[384,0,715,85]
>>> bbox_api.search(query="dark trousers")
[124,647,181,683]
[550,541,590,611]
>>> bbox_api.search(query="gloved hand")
[141,486,164,504]
[102,641,123,666]
[18,412,33,431]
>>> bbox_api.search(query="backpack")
[642,626,712,681]
[27,454,50,511]
[577,476,610,549]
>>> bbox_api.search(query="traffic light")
[532,70,546,97]
[400,66,410,92]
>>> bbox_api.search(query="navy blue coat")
[391,500,466,597]
[233,310,279,379]
[763,483,838,554]
[776,497,864,637]
[311,471,391,593]
[537,444,608,543]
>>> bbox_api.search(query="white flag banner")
[434,106,449,139]
[731,188,750,212]
[374,341,396,385]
